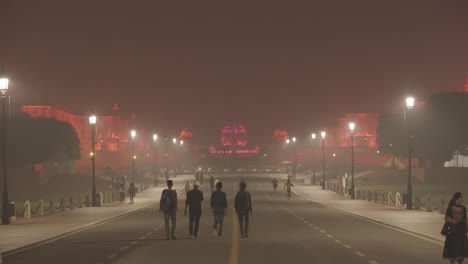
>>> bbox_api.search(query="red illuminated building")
[20,104,156,171]
[210,123,260,157]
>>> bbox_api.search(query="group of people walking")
[159,178,253,240]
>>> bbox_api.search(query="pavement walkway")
[276,174,446,244]
[0,175,194,255]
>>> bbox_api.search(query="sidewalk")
[280,174,446,244]
[0,175,193,255]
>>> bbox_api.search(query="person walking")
[128,183,137,204]
[235,181,253,238]
[185,181,204,239]
[443,192,468,263]
[119,183,126,204]
[160,180,178,240]
[211,181,227,238]
[209,175,215,192]
[185,181,191,195]
[284,178,294,200]
[272,178,279,193]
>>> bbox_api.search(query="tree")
[377,92,468,167]
[5,113,81,168]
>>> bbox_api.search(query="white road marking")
[334,239,342,243]
[344,244,352,249]
[314,227,319,230]
[120,246,129,251]
[355,251,366,257]
[320,230,326,233]
[304,221,309,224]
[146,232,153,236]
[130,241,139,245]
[107,254,118,260]
[139,236,146,240]
[326,234,333,238]
[369,261,379,264]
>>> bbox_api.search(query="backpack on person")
[160,190,172,212]
[237,191,250,212]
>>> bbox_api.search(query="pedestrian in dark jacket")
[443,192,468,263]
[160,180,178,240]
[185,181,204,239]
[211,181,227,238]
[128,183,137,204]
[234,181,252,238]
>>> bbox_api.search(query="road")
[4,174,444,264]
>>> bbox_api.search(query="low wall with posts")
[19,184,151,220]
[325,181,447,214]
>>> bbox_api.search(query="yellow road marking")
[230,182,239,264]
[229,210,239,264]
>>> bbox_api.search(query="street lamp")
[131,130,136,184]
[0,77,9,224]
[89,115,98,206]
[291,137,297,179]
[164,136,168,180]
[406,96,415,210]
[172,138,177,176]
[180,140,184,171]
[321,131,326,190]
[311,133,317,185]
[348,122,356,199]
[153,134,158,187]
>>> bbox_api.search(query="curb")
[291,187,445,245]
[3,188,185,257]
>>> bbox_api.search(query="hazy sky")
[1,0,467,145]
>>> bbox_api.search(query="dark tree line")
[4,113,81,168]
[377,92,468,168]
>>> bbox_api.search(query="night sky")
[1,1,467,145]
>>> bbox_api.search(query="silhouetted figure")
[160,180,178,240]
[185,182,204,239]
[235,182,252,238]
[211,181,227,238]
[128,183,137,204]
[443,192,468,264]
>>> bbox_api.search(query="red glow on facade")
[180,128,193,139]
[273,129,288,142]
[221,123,247,147]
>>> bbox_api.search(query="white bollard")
[439,199,445,214]
[388,192,393,206]
[38,200,44,216]
[24,200,32,219]
[425,195,433,212]
[396,192,402,207]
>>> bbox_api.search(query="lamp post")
[153,134,158,187]
[321,131,326,190]
[89,115,98,206]
[406,96,415,210]
[1,77,9,224]
[348,122,355,199]
[164,136,168,180]
[173,137,177,176]
[292,137,297,180]
[131,130,136,184]
[311,133,317,185]
[180,140,184,173]
[285,139,290,175]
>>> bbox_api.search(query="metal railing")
[324,180,447,214]
[19,184,151,220]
